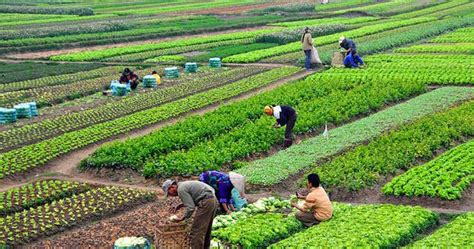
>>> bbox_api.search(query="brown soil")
[27,198,185,249]
[0,69,314,191]
[4,26,270,60]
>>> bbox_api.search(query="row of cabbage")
[0,179,91,215]
[383,139,473,200]
[0,66,300,178]
[0,67,267,151]
[212,202,440,248]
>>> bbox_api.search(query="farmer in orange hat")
[264,105,297,148]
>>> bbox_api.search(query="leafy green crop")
[0,67,300,178]
[270,204,438,248]
[213,213,304,248]
[313,101,474,192]
[238,87,474,186]
[383,140,474,200]
[396,43,474,54]
[408,212,474,248]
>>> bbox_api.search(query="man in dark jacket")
[119,68,139,90]
[339,36,364,68]
[264,105,297,148]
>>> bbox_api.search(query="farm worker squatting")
[119,68,139,90]
[292,173,333,227]
[339,36,364,68]
[264,105,297,148]
[199,171,248,213]
[163,179,218,249]
[151,70,161,85]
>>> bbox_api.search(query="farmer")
[199,171,246,214]
[119,68,139,90]
[264,105,297,148]
[339,36,364,68]
[163,179,218,249]
[291,173,333,227]
[301,27,313,70]
[151,70,161,85]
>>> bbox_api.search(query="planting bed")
[0,1,473,247]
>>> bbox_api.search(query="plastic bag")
[229,172,246,196]
[311,46,322,64]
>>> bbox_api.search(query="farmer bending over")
[339,36,364,68]
[292,173,333,227]
[163,179,218,249]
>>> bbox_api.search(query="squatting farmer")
[292,173,333,227]
[119,68,139,90]
[264,105,297,148]
[339,36,364,68]
[301,27,314,70]
[163,179,218,249]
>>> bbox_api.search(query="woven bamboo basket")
[155,222,190,249]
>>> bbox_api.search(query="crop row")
[237,87,474,186]
[0,62,102,85]
[392,0,470,19]
[431,27,474,43]
[223,17,436,63]
[141,66,433,177]
[184,43,279,63]
[0,67,266,151]
[331,0,437,16]
[314,0,376,12]
[0,5,94,16]
[409,212,474,247]
[0,66,119,93]
[0,68,150,108]
[270,204,438,248]
[396,43,474,54]
[49,28,282,61]
[0,15,286,53]
[213,213,303,248]
[312,100,473,193]
[0,20,130,41]
[105,38,255,62]
[383,140,474,200]
[0,66,300,178]
[271,16,377,28]
[256,24,347,45]
[425,1,474,18]
[0,180,91,215]
[0,186,154,246]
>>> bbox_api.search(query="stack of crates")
[185,62,198,73]
[209,58,221,68]
[165,67,180,78]
[27,102,38,116]
[14,104,32,119]
[114,84,128,96]
[0,108,16,124]
[142,75,158,88]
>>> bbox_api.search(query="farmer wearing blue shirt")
[199,171,235,214]
[339,36,364,68]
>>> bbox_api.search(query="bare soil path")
[0,69,314,192]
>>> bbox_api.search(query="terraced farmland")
[0,0,472,247]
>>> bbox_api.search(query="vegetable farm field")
[0,0,472,248]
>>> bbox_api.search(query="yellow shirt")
[302,187,333,221]
[153,73,161,85]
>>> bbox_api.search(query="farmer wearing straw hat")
[339,36,364,68]
[163,179,218,249]
[264,105,298,148]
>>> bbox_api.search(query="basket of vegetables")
[155,220,190,248]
